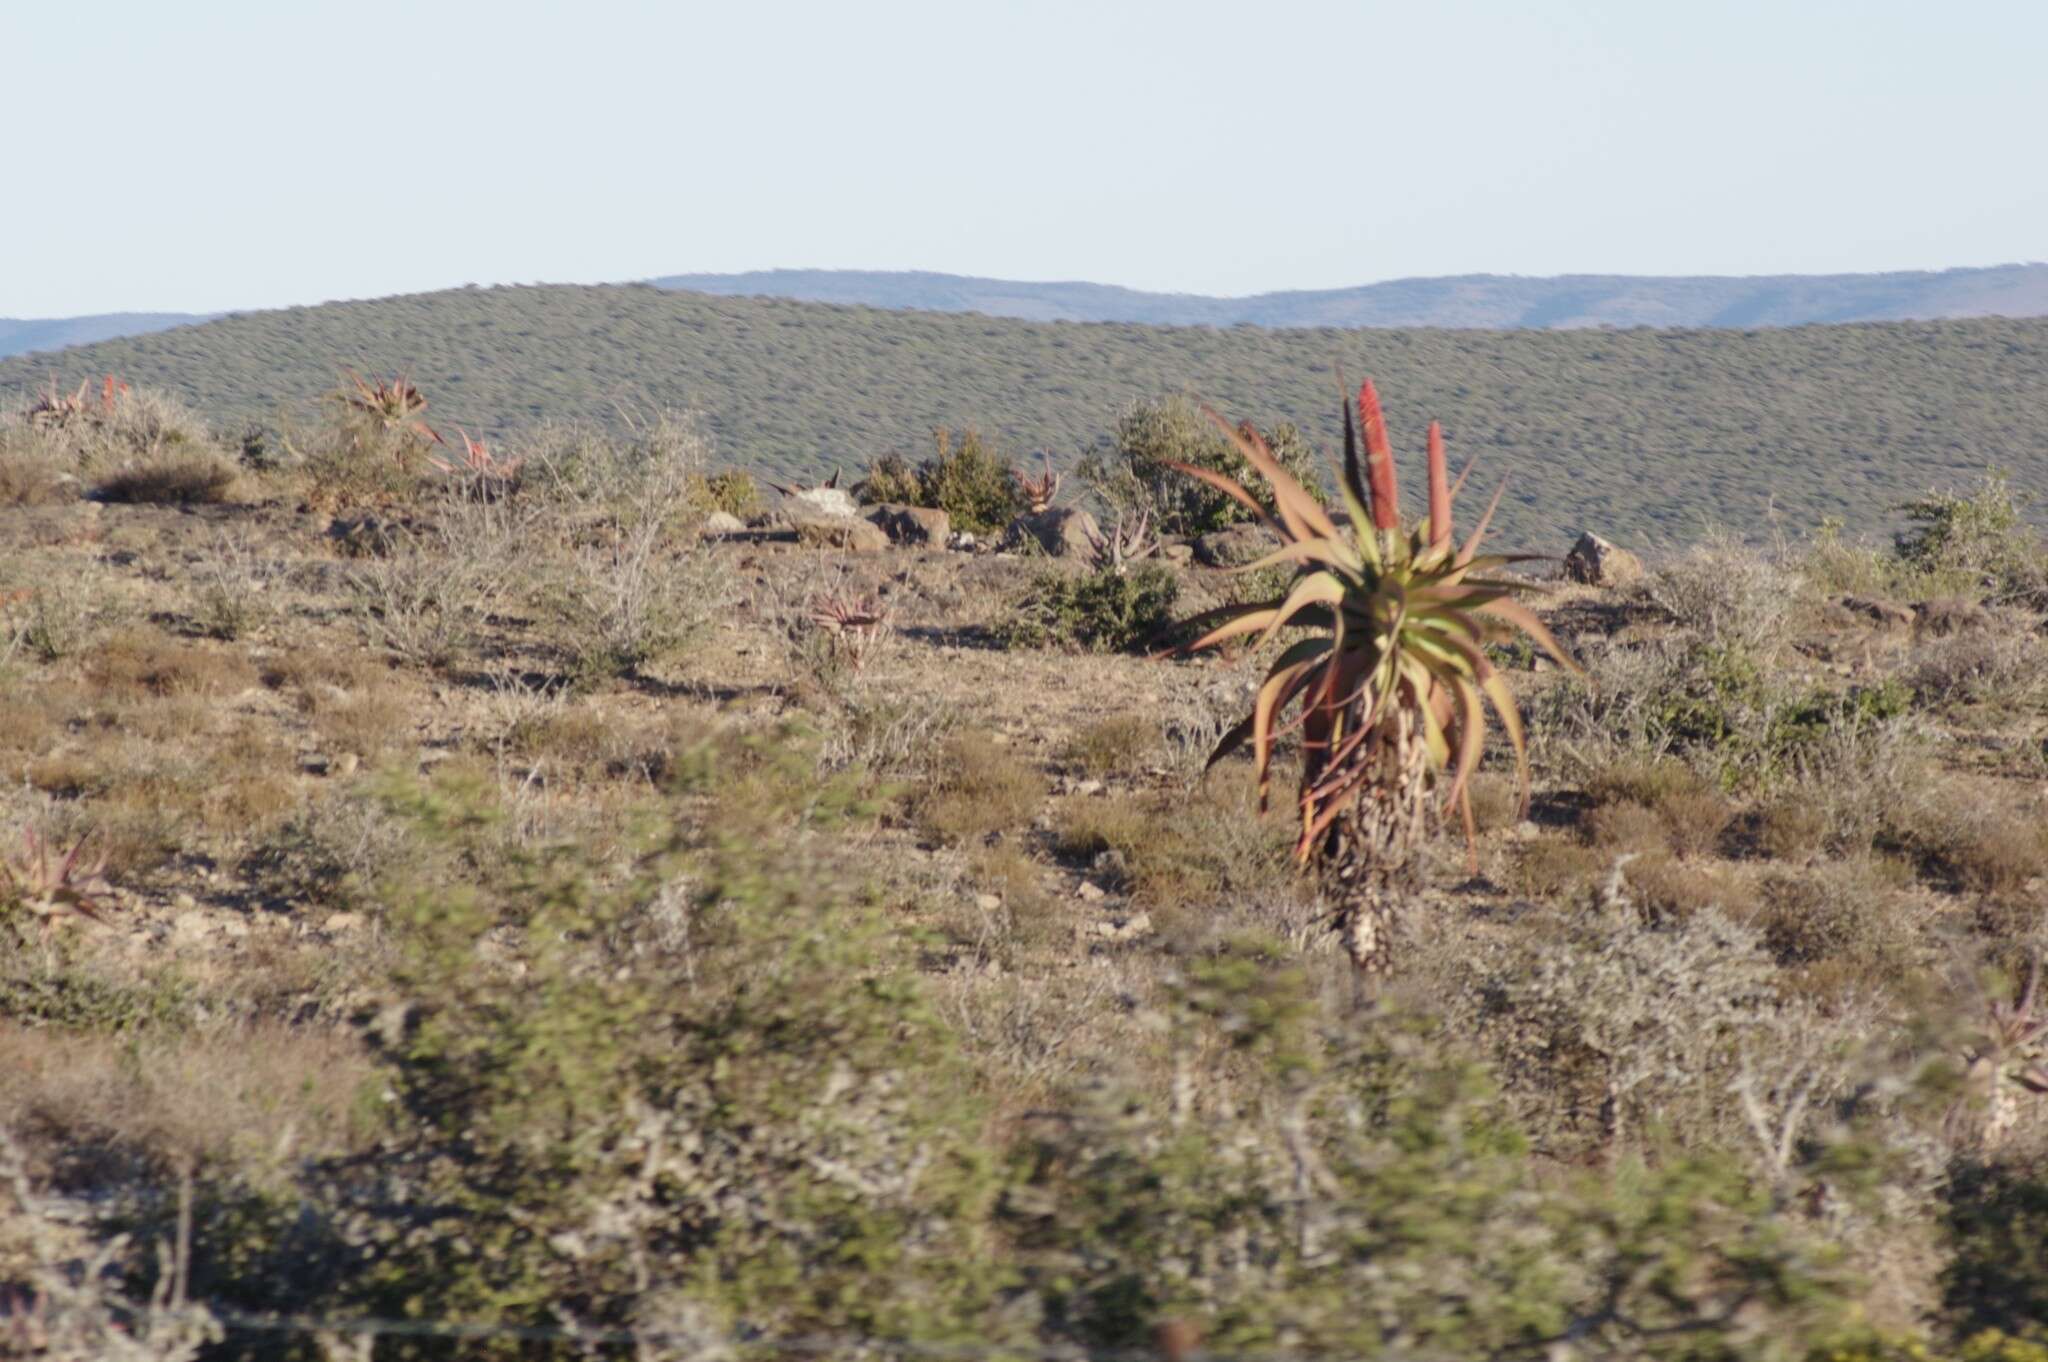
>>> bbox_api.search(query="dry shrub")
[1062,714,1158,779]
[915,733,1046,847]
[1749,859,1919,984]
[1648,535,1805,652]
[1904,627,2048,711]
[185,528,282,641]
[240,791,410,913]
[1582,754,1734,858]
[1510,835,1606,899]
[1051,782,1296,917]
[1906,800,2048,896]
[958,844,1066,957]
[518,414,726,684]
[1622,850,1760,926]
[346,538,496,671]
[1755,797,1833,862]
[0,439,71,505]
[822,692,960,778]
[5,573,120,663]
[1585,801,1669,854]
[92,449,239,505]
[1466,772,1521,833]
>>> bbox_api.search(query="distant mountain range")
[647,264,2048,329]
[6,264,2048,361]
[0,312,219,361]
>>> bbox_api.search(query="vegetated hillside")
[5,282,2046,550]
[654,263,2048,329]
[0,311,213,360]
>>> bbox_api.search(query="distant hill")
[652,264,2048,329]
[4,283,2045,552]
[0,312,212,360]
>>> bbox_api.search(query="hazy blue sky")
[4,0,2043,316]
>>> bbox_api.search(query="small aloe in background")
[428,426,522,480]
[335,370,443,458]
[1,828,112,937]
[1173,378,1575,975]
[1015,451,1061,513]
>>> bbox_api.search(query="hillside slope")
[4,282,2045,550]
[0,311,213,360]
[652,264,2048,329]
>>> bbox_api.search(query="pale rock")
[784,487,861,519]
[866,503,950,546]
[1562,532,1645,587]
[701,510,746,535]
[793,512,889,553]
[1001,506,1101,558]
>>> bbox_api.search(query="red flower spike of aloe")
[1426,420,1451,551]
[1357,379,1400,531]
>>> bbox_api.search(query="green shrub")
[1076,395,1325,536]
[1012,940,1855,1358]
[699,467,762,518]
[1942,1155,2048,1340]
[995,563,1179,653]
[328,740,1015,1352]
[1895,472,2046,603]
[854,428,1025,535]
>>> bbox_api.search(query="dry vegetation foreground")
[3,386,2048,1360]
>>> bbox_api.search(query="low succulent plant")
[335,370,443,455]
[1015,451,1061,513]
[1086,506,1159,576]
[1,828,112,936]
[1172,377,1575,974]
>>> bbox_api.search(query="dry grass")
[915,732,1048,848]
[0,1022,376,1178]
[80,629,258,702]
[0,442,71,506]
[1061,714,1159,779]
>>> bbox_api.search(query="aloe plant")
[1015,451,1061,513]
[1,828,111,936]
[1173,378,1575,974]
[335,371,443,457]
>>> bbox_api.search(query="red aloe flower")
[1426,419,1451,550]
[1358,379,1400,531]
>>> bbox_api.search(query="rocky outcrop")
[792,511,888,552]
[700,510,747,536]
[1001,506,1101,558]
[783,486,862,520]
[1562,531,1644,587]
[866,503,950,546]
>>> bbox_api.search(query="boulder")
[1194,523,1278,569]
[1562,532,1645,587]
[701,510,747,536]
[793,512,889,553]
[1159,538,1195,566]
[1002,506,1101,558]
[783,486,861,520]
[867,502,950,546]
